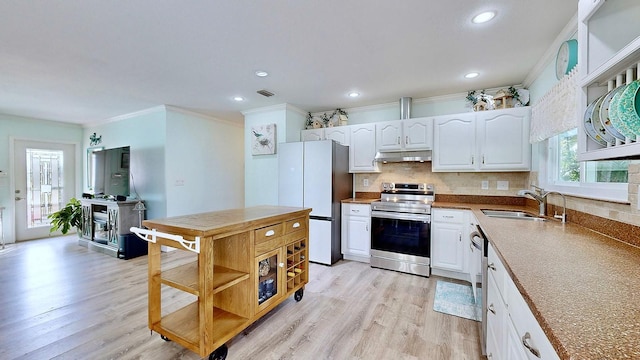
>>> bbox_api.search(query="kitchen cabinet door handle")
[405,136,409,144]
[471,155,474,164]
[265,230,275,237]
[488,263,496,271]
[397,136,400,144]
[366,225,369,232]
[352,209,360,213]
[458,232,462,241]
[487,303,496,314]
[522,332,541,358]
[292,222,300,228]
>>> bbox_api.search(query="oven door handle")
[371,211,430,222]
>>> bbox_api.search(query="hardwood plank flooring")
[0,236,484,360]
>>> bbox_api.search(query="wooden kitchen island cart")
[131,206,311,360]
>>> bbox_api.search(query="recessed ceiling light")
[465,72,480,79]
[472,11,496,24]
[233,96,245,101]
[255,70,269,77]
[348,92,360,98]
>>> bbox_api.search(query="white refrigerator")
[278,140,352,265]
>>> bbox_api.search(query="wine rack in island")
[132,206,311,360]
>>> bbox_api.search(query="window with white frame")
[546,128,628,201]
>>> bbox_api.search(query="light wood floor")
[0,236,484,360]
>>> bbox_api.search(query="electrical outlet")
[497,180,509,190]
[481,181,489,190]
[363,179,369,187]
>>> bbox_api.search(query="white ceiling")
[0,1,577,125]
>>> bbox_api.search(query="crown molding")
[165,105,242,128]
[241,103,289,116]
[284,104,309,116]
[83,105,167,128]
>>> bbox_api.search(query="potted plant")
[48,197,83,235]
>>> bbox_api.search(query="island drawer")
[254,223,283,244]
[284,217,306,234]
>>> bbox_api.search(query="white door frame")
[8,136,83,242]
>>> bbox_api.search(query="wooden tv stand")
[132,206,311,360]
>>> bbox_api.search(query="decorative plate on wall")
[592,95,616,144]
[583,98,607,146]
[599,85,627,141]
[617,79,640,137]
[609,86,634,140]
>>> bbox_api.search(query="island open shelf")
[135,205,311,359]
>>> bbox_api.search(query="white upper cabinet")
[433,113,476,171]
[349,123,380,173]
[376,117,433,151]
[577,0,640,160]
[301,127,350,145]
[300,128,324,142]
[477,107,531,171]
[325,126,351,146]
[433,107,531,172]
[404,118,433,150]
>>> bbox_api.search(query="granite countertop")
[434,202,640,359]
[341,198,378,204]
[142,205,311,237]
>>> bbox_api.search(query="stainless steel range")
[370,182,434,277]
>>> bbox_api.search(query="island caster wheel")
[209,344,228,360]
[160,335,171,342]
[294,288,304,302]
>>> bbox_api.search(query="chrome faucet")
[517,185,567,223]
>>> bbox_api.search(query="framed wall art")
[251,123,276,155]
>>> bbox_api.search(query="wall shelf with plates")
[577,0,640,161]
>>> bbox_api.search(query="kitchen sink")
[481,209,546,221]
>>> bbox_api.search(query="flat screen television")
[88,146,130,197]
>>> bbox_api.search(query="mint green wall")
[165,109,244,216]
[321,97,469,126]
[0,114,83,242]
[285,107,306,142]
[83,108,167,220]
[243,106,287,207]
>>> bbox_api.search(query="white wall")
[165,108,244,216]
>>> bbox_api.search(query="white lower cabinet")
[487,243,559,360]
[431,209,466,273]
[431,209,480,287]
[486,269,507,360]
[341,203,371,263]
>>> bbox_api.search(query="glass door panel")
[256,249,282,310]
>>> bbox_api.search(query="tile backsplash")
[354,162,529,196]
[354,162,640,227]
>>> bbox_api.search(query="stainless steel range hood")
[374,97,432,163]
[374,150,432,163]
